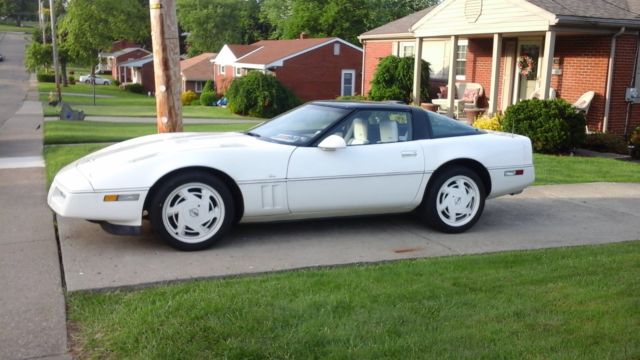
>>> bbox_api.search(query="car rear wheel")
[419,166,485,233]
[84,80,90,84]
[149,172,234,251]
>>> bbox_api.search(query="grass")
[67,241,640,359]
[38,82,249,119]
[44,121,253,145]
[0,22,34,33]
[533,153,640,184]
[44,144,107,185]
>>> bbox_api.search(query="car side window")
[333,110,413,146]
[427,111,482,138]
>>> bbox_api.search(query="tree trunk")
[61,61,68,87]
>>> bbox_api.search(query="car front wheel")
[149,172,234,251]
[420,166,485,233]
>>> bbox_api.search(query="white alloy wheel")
[435,175,480,227]
[161,182,225,244]
[420,166,486,233]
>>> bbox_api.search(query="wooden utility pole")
[48,0,61,103]
[149,0,183,133]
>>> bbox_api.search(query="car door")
[286,109,425,214]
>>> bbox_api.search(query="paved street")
[58,182,640,292]
[0,32,69,360]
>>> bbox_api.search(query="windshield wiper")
[246,131,261,138]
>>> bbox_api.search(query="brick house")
[213,36,363,102]
[119,55,155,94]
[109,48,151,84]
[359,0,640,136]
[180,52,217,93]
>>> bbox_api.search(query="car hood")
[74,132,272,185]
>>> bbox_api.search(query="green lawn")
[533,153,640,184]
[0,22,34,33]
[44,121,253,145]
[38,82,248,119]
[67,241,640,359]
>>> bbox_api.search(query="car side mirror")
[318,134,347,151]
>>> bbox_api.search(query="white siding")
[413,0,554,37]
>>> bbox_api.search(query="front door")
[286,110,424,214]
[515,38,543,101]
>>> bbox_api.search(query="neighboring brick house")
[213,36,363,101]
[359,0,640,137]
[119,55,155,94]
[180,52,217,93]
[109,48,151,83]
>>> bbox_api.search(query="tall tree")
[177,0,265,55]
[260,0,438,45]
[0,0,37,27]
[58,0,149,73]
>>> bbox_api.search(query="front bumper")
[48,179,148,227]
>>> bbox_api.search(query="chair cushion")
[462,88,479,102]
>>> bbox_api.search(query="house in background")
[359,0,640,136]
[180,52,217,93]
[214,35,363,101]
[119,55,155,94]
[97,40,141,73]
[106,47,151,83]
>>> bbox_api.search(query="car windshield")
[248,104,350,145]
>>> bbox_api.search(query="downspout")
[603,27,625,133]
[624,33,640,138]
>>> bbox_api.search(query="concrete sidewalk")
[58,182,640,292]
[0,93,69,357]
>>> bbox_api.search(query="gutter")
[603,27,626,133]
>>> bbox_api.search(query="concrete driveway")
[57,182,640,292]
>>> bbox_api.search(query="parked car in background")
[78,74,111,85]
[48,101,535,251]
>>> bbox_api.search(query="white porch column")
[541,30,556,99]
[412,37,423,106]
[447,35,458,117]
[489,33,502,114]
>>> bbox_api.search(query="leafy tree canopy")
[0,0,37,27]
[58,0,149,68]
[177,0,266,55]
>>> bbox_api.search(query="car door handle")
[401,150,417,157]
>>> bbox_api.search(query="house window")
[341,69,355,96]
[334,43,341,56]
[456,40,468,80]
[402,44,415,57]
[194,81,204,93]
[235,67,242,77]
[219,65,225,75]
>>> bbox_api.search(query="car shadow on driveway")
[57,184,640,292]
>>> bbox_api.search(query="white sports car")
[48,101,534,250]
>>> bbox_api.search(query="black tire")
[84,80,90,84]
[149,171,234,251]
[103,81,110,86]
[419,166,486,233]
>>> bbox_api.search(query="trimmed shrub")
[583,133,628,154]
[37,71,56,83]
[630,125,640,159]
[502,98,586,153]
[68,75,76,85]
[199,92,218,106]
[473,114,503,131]
[226,72,301,118]
[181,90,199,106]
[124,83,145,94]
[202,80,214,94]
[368,56,430,104]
